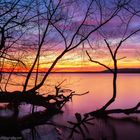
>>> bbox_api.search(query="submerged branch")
[0,89,88,112]
[87,102,140,117]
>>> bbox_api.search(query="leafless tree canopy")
[1,0,129,92]
[0,0,140,137]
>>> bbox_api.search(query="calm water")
[1,73,140,140]
[2,73,140,112]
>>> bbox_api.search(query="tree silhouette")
[0,0,138,138]
[85,0,140,115]
[0,0,123,109]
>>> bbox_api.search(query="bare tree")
[0,0,36,90]
[0,0,134,133]
[1,1,140,139]
[23,0,129,94]
[67,2,140,137]
[0,0,131,108]
[85,0,140,114]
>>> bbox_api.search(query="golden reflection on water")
[1,73,140,113]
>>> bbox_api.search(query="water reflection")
[2,73,140,112]
[1,73,140,139]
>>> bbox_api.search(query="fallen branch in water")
[68,113,94,138]
[0,89,89,111]
[0,88,89,136]
[86,102,140,117]
[68,102,140,138]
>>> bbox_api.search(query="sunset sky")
[3,42,140,72]
[1,0,140,73]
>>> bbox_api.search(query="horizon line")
[1,68,140,73]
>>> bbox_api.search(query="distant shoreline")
[1,68,140,74]
[1,71,140,74]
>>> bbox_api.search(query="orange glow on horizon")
[1,46,140,73]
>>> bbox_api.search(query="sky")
[1,0,140,72]
[3,42,140,72]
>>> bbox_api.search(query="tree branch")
[86,50,113,73]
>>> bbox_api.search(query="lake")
[1,73,140,140]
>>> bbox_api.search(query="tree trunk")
[101,60,117,110]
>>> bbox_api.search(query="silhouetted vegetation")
[0,0,140,139]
